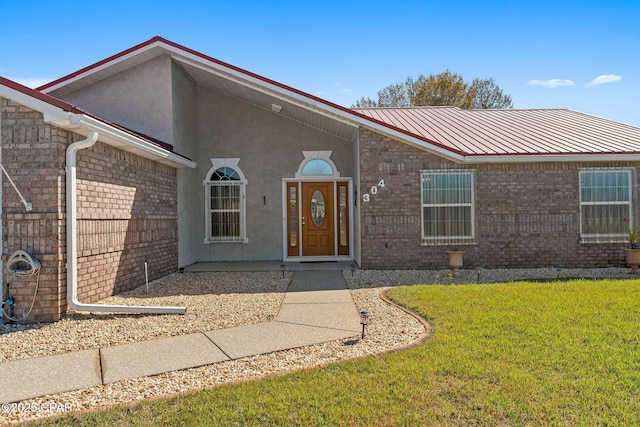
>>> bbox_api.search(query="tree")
[352,71,513,109]
[411,71,474,108]
[468,77,513,109]
[352,82,410,107]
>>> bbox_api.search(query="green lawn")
[31,279,640,426]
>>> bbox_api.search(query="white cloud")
[8,77,51,88]
[586,74,622,87]
[528,78,575,88]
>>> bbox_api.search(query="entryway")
[285,181,351,259]
[283,151,354,261]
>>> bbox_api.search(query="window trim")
[203,158,248,244]
[579,167,634,242]
[420,169,476,245]
[295,151,340,178]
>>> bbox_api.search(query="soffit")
[40,37,640,159]
[43,43,360,142]
[174,59,359,142]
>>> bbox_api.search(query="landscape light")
[359,310,371,339]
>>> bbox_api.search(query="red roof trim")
[468,150,640,157]
[155,37,465,156]
[35,36,466,158]
[36,37,639,158]
[347,109,467,157]
[1,75,85,114]
[1,75,176,154]
[36,37,165,92]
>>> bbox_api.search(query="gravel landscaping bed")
[0,267,635,424]
[0,271,291,363]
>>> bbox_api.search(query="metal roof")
[353,107,640,156]
[34,36,640,161]
[39,36,361,144]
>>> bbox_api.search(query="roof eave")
[1,81,195,169]
[35,37,467,161]
[464,153,640,164]
[38,37,164,94]
[67,114,197,168]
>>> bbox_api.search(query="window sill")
[420,240,477,247]
[204,237,249,244]
[579,237,627,245]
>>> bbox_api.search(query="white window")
[204,159,248,243]
[302,159,333,176]
[579,168,634,241]
[295,151,340,178]
[421,169,475,245]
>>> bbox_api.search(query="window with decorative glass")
[579,168,634,242]
[205,166,247,243]
[301,159,333,176]
[421,170,475,245]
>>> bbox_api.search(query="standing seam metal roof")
[353,107,640,156]
[29,36,640,158]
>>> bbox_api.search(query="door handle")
[302,216,306,225]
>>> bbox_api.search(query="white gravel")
[0,271,290,363]
[0,267,634,425]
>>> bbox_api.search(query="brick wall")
[359,128,636,269]
[1,99,68,322]
[74,142,178,302]
[1,99,178,323]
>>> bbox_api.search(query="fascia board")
[359,123,466,163]
[32,39,465,162]
[1,85,70,122]
[172,54,359,129]
[70,114,197,169]
[464,153,640,164]
[39,42,163,94]
[169,50,466,162]
[0,85,195,168]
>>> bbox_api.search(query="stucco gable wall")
[359,128,635,269]
[170,60,198,267]
[191,87,355,261]
[171,59,197,157]
[59,55,174,144]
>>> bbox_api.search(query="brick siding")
[358,128,636,270]
[1,99,178,323]
[74,142,178,302]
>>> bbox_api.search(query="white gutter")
[463,153,640,164]
[66,130,185,315]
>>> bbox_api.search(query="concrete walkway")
[0,270,361,403]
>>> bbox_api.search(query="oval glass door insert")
[311,190,325,227]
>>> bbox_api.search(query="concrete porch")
[183,260,358,272]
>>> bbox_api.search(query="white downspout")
[66,130,185,315]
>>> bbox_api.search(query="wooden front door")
[302,182,334,256]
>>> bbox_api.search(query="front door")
[302,182,334,256]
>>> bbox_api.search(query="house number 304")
[362,179,386,202]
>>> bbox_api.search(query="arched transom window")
[295,151,340,178]
[302,159,333,176]
[204,159,248,243]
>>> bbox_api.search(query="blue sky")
[1,0,638,126]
